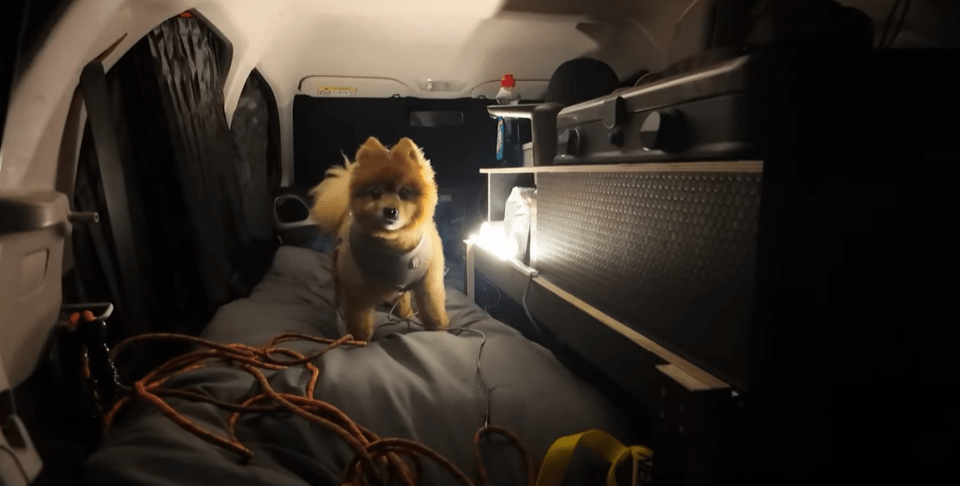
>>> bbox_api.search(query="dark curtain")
[148,17,249,312]
[67,15,280,341]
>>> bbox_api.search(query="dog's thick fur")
[310,137,448,342]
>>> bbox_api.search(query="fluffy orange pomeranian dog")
[310,137,448,342]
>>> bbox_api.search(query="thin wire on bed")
[381,294,496,427]
[380,263,536,428]
[475,274,502,311]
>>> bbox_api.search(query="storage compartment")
[554,55,760,166]
[533,164,762,389]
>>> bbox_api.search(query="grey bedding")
[85,246,638,485]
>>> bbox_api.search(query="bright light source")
[468,221,518,261]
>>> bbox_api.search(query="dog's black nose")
[383,207,398,219]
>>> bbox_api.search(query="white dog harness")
[348,224,431,291]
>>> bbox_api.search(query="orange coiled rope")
[104,332,536,486]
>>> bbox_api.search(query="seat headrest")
[542,58,621,106]
[651,0,872,85]
[668,0,758,67]
[746,0,874,48]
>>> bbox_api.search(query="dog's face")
[349,137,438,234]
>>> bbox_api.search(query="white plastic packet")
[503,186,536,264]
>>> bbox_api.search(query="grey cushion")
[86,246,639,485]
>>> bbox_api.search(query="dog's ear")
[392,137,429,166]
[356,137,388,164]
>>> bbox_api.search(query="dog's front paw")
[421,311,449,331]
[413,284,448,331]
[344,307,375,342]
[436,312,450,330]
[348,328,373,343]
[394,292,415,319]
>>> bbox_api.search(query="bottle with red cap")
[496,74,520,105]
[496,74,520,163]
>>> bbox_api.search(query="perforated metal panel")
[534,169,762,387]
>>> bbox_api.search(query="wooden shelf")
[480,160,763,174]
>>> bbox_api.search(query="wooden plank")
[480,160,763,174]
[468,244,729,392]
[534,276,729,391]
[464,240,475,300]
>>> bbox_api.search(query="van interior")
[1,0,957,485]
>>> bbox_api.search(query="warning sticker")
[316,86,358,97]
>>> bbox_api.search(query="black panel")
[535,170,761,388]
[742,46,960,485]
[293,96,499,190]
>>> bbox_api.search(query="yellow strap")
[535,429,653,486]
[606,444,654,486]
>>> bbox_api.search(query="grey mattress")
[85,246,639,485]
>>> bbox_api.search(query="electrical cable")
[521,271,543,341]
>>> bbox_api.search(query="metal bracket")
[652,365,737,486]
[57,303,122,413]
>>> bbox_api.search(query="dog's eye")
[398,188,411,200]
[369,188,381,199]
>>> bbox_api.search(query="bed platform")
[84,246,641,486]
